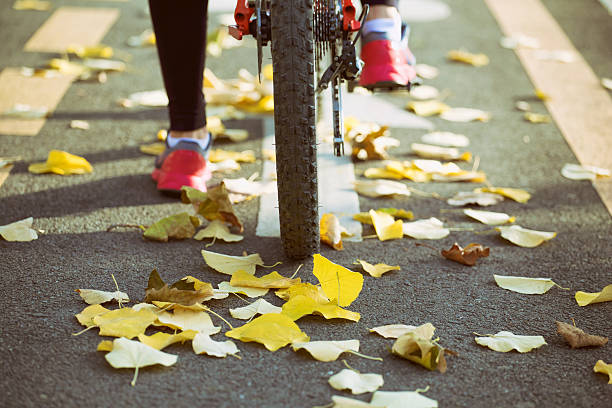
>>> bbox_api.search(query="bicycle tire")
[270,0,320,259]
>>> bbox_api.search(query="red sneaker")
[152,138,212,195]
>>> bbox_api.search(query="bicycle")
[229,0,414,259]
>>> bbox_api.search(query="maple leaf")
[555,321,608,348]
[441,243,489,266]
[144,269,213,306]
[181,184,243,232]
[143,212,200,242]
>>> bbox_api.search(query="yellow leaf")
[355,260,400,278]
[75,304,110,328]
[143,213,200,242]
[156,309,220,335]
[474,331,547,353]
[139,142,166,156]
[464,209,514,226]
[321,213,349,250]
[447,49,489,66]
[93,308,158,339]
[97,340,114,352]
[104,337,177,386]
[194,220,243,243]
[371,391,438,407]
[369,210,403,241]
[47,58,87,76]
[28,150,92,175]
[496,225,556,247]
[535,88,550,101]
[594,360,612,384]
[363,167,405,180]
[386,161,431,182]
[137,330,198,350]
[192,333,240,357]
[313,254,363,307]
[229,298,282,320]
[13,0,51,11]
[202,250,264,275]
[353,179,412,197]
[403,217,450,240]
[281,295,360,322]
[421,131,469,147]
[411,143,471,161]
[182,184,243,232]
[494,275,566,294]
[208,149,256,163]
[354,208,413,224]
[561,163,610,180]
[217,281,269,298]
[440,108,490,122]
[76,289,129,305]
[0,217,38,242]
[66,44,113,59]
[230,270,300,289]
[524,112,551,123]
[406,100,450,116]
[575,284,612,306]
[292,340,360,362]
[275,283,329,304]
[181,275,214,292]
[151,301,207,312]
[225,313,309,351]
[392,323,447,372]
[369,324,422,339]
[475,187,531,203]
[328,369,384,395]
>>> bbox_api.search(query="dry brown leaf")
[181,184,243,233]
[555,321,608,349]
[441,243,490,266]
[351,125,396,161]
[144,270,214,306]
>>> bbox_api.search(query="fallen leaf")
[447,191,504,206]
[371,390,438,408]
[13,0,51,10]
[353,179,411,197]
[193,220,243,243]
[137,330,197,350]
[75,304,110,328]
[76,289,129,305]
[217,281,269,298]
[440,108,490,122]
[104,337,177,386]
[403,218,450,240]
[555,321,608,348]
[281,295,361,322]
[493,275,566,294]
[223,177,275,199]
[143,212,200,242]
[70,120,90,130]
[442,243,489,266]
[561,163,610,180]
[201,249,264,275]
[463,209,514,225]
[354,208,413,225]
[225,313,309,351]
[409,85,440,101]
[120,90,168,107]
[151,301,207,312]
[355,260,400,278]
[369,324,425,339]
[447,49,489,66]
[97,340,114,352]
[413,159,461,175]
[229,298,282,320]
[500,34,540,49]
[156,309,220,335]
[230,270,299,289]
[594,360,612,384]
[369,210,403,241]
[415,64,439,79]
[421,131,469,147]
[192,333,240,358]
[431,170,486,183]
[28,150,92,175]
[82,58,126,72]
[411,143,471,161]
[127,29,156,47]
[209,149,256,163]
[496,225,556,247]
[313,254,363,307]
[524,112,551,123]
[321,213,349,250]
[329,369,384,394]
[208,159,241,173]
[516,101,531,112]
[93,307,158,338]
[319,395,384,408]
[3,103,49,118]
[534,49,575,63]
[406,100,450,117]
[0,217,38,242]
[292,340,360,362]
[182,184,243,232]
[275,283,329,304]
[475,331,546,352]
[602,78,612,91]
[575,284,612,306]
[392,323,447,372]
[351,125,397,161]
[66,44,113,59]
[139,142,166,156]
[144,269,214,306]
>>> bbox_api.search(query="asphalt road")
[1,0,611,407]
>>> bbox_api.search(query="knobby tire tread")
[271,0,320,259]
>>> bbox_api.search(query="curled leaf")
[76,289,129,305]
[321,213,348,250]
[494,275,566,294]
[475,331,546,353]
[354,208,413,224]
[555,321,608,348]
[575,284,612,306]
[144,269,214,306]
[355,259,400,278]
[28,150,92,175]
[496,225,556,247]
[403,218,449,240]
[369,210,403,241]
[292,340,359,362]
[442,243,489,266]
[392,323,447,372]
[561,163,610,181]
[447,49,489,66]
[447,191,504,207]
[182,184,243,232]
[201,249,264,275]
[594,360,612,384]
[475,187,531,203]
[411,143,471,161]
[353,179,411,198]
[369,324,420,339]
[0,217,38,242]
[463,209,514,225]
[192,333,240,358]
[143,213,200,242]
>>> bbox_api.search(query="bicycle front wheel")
[270,0,320,259]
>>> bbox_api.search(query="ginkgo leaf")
[322,395,384,408]
[353,179,411,197]
[406,100,450,116]
[474,331,546,352]
[229,298,282,320]
[575,284,612,306]
[415,63,439,79]
[463,209,514,225]
[524,112,551,123]
[371,391,439,408]
[151,301,206,312]
[223,177,276,197]
[230,270,300,289]
[442,243,489,266]
[93,307,158,339]
[475,187,531,203]
[156,309,220,335]
[379,161,431,182]
[194,220,243,243]
[355,259,400,278]
[369,210,403,241]
[440,108,490,122]
[202,250,264,275]
[13,0,51,11]
[143,213,200,242]
[137,330,197,350]
[561,163,611,181]
[105,337,177,386]
[208,149,256,163]
[447,49,489,66]
[292,340,360,362]
[496,225,556,247]
[500,34,540,49]
[144,270,214,306]
[313,254,363,307]
[281,295,360,322]
[413,160,461,175]
[328,369,384,394]
[411,143,471,161]
[594,360,612,384]
[139,142,166,156]
[409,85,440,101]
[403,218,449,240]
[0,217,38,241]
[275,283,329,304]
[421,131,469,147]
[75,304,110,328]
[392,326,447,372]
[493,275,567,294]
[431,170,486,183]
[516,101,531,111]
[354,208,413,225]
[225,313,309,351]
[97,340,114,352]
[363,167,405,181]
[555,321,608,348]
[76,289,129,305]
[321,213,349,250]
[217,281,269,298]
[369,324,421,339]
[447,191,504,206]
[182,184,243,232]
[192,333,240,358]
[28,150,93,175]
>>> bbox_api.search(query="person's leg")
[149,0,212,193]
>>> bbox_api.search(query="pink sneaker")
[152,138,212,195]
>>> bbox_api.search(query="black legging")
[149,0,397,132]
